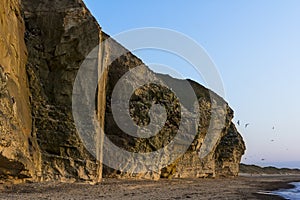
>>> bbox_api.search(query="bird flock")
[237,119,278,163]
[237,120,250,128]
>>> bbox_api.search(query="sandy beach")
[1,175,299,200]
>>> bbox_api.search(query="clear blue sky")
[83,0,300,168]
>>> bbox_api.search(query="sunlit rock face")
[0,0,245,183]
[0,0,105,183]
[0,0,34,183]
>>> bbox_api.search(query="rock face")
[21,0,105,183]
[0,0,245,183]
[103,60,245,179]
[0,0,34,182]
[215,123,245,177]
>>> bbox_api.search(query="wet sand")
[1,175,299,200]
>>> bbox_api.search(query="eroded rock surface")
[21,0,105,182]
[0,0,34,183]
[103,56,246,178]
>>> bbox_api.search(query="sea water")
[272,182,300,200]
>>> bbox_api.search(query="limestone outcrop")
[0,0,245,183]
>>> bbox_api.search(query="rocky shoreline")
[1,175,299,199]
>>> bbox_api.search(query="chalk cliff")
[0,0,245,183]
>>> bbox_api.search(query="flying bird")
[237,120,240,126]
[245,123,250,128]
[271,139,274,142]
[261,158,265,161]
[272,126,275,130]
